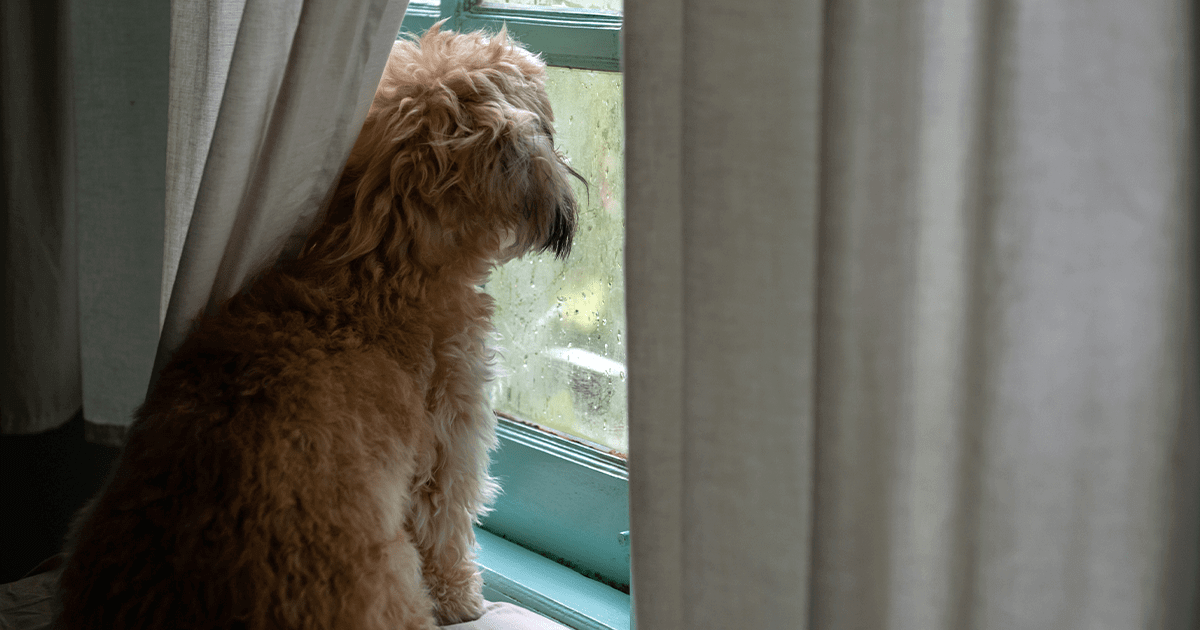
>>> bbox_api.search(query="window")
[487,65,626,453]
[399,3,628,629]
[403,2,626,452]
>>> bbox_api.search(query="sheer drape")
[626,1,1199,628]
[2,0,408,442]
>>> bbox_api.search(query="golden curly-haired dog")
[56,25,578,630]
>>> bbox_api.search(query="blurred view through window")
[485,61,626,452]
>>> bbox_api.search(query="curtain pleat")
[624,0,685,627]
[1,0,167,439]
[627,1,1200,628]
[155,0,409,382]
[71,0,170,444]
[628,1,825,628]
[1,0,81,434]
[163,0,246,326]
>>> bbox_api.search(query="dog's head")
[322,25,580,273]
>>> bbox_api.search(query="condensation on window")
[486,67,626,452]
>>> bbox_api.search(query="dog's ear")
[384,82,578,257]
[474,107,579,258]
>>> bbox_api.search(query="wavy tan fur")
[56,25,579,630]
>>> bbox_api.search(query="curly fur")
[56,25,578,630]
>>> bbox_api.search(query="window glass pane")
[486,67,626,452]
[482,0,622,12]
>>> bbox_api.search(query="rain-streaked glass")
[486,67,626,451]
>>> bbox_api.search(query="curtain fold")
[627,1,824,627]
[2,0,167,440]
[155,0,409,387]
[1,0,80,434]
[2,0,408,440]
[1,0,78,433]
[627,1,1200,628]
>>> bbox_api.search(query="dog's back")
[57,277,440,630]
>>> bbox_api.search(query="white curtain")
[2,0,78,434]
[1,0,408,442]
[626,1,1199,629]
[1,0,167,440]
[159,0,409,378]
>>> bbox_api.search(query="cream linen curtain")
[158,0,409,380]
[626,1,1199,629]
[2,0,168,439]
[2,0,408,441]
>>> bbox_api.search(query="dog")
[56,25,579,630]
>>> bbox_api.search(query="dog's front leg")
[410,447,492,625]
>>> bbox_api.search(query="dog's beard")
[543,198,576,259]
[495,202,573,263]
[541,160,583,259]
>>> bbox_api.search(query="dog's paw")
[430,571,485,625]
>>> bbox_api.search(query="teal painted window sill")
[472,415,633,624]
[476,416,631,629]
[482,416,629,589]
[477,528,630,630]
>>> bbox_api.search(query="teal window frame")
[402,0,621,71]
[476,417,629,630]
[398,5,628,629]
